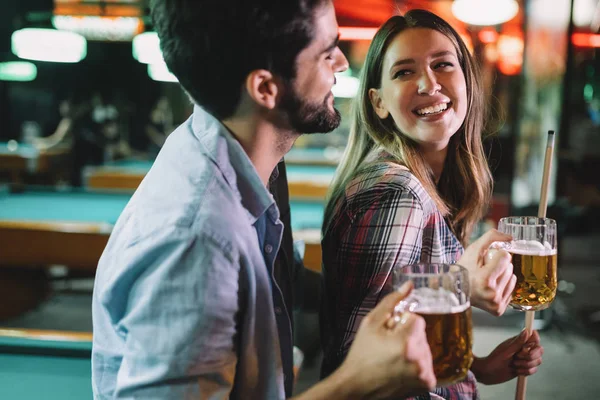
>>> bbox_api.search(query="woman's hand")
[471,330,544,385]
[458,229,516,316]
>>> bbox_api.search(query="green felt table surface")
[0,187,130,225]
[0,186,324,231]
[105,147,341,167]
[0,336,92,399]
[101,159,153,171]
[285,147,342,165]
[98,159,337,182]
[0,141,39,157]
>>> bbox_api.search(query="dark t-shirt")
[269,160,300,397]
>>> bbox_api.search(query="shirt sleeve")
[103,228,241,399]
[336,187,425,355]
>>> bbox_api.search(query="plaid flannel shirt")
[320,158,479,400]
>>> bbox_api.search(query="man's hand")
[458,229,516,316]
[335,282,436,399]
[472,330,544,385]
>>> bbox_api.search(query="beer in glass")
[497,217,557,311]
[392,263,472,386]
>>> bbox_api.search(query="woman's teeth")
[416,103,448,116]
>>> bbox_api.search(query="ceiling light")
[148,62,178,83]
[0,61,37,82]
[332,74,359,98]
[11,28,87,63]
[452,0,519,26]
[133,32,163,64]
[339,27,378,41]
[530,0,596,28]
[52,16,143,41]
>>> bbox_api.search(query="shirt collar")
[191,105,277,224]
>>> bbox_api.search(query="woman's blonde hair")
[323,9,492,244]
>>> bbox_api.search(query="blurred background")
[0,1,598,399]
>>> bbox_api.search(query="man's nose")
[334,48,349,74]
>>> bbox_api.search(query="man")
[92,0,436,398]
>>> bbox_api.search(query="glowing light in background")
[459,32,474,54]
[52,16,143,41]
[11,28,87,63]
[452,0,519,26]
[572,33,600,47]
[148,62,178,83]
[497,34,524,75]
[530,0,598,29]
[332,71,360,98]
[339,27,377,41]
[133,32,164,64]
[0,61,37,82]
[479,28,499,44]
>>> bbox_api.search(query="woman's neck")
[422,147,448,184]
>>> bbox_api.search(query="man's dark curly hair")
[151,0,329,120]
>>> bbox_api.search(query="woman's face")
[369,28,468,151]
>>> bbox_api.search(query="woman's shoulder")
[346,160,434,209]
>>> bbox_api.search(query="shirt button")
[265,244,273,254]
[275,306,282,314]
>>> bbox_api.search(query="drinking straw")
[515,130,555,400]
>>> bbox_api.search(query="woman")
[321,10,542,399]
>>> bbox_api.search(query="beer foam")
[510,240,557,256]
[402,287,470,314]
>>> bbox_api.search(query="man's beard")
[279,87,341,134]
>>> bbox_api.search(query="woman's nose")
[417,70,441,95]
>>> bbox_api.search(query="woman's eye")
[435,61,454,69]
[393,69,412,78]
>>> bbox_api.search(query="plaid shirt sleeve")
[321,170,479,399]
[335,186,426,356]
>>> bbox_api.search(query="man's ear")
[368,88,389,119]
[245,69,279,110]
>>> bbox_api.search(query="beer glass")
[392,263,472,386]
[497,217,558,311]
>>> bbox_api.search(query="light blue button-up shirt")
[92,106,287,399]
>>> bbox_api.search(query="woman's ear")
[245,70,279,110]
[368,88,389,119]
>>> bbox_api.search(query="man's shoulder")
[128,161,248,246]
[96,168,251,299]
[107,112,259,257]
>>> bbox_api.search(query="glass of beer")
[392,263,472,386]
[497,217,558,311]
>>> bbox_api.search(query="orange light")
[497,61,521,75]
[496,34,524,75]
[572,33,600,47]
[339,27,378,41]
[56,16,144,41]
[459,33,474,54]
[54,4,142,17]
[479,29,499,44]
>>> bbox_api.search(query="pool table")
[84,159,337,200]
[0,327,307,399]
[0,141,70,183]
[285,146,342,166]
[0,328,92,399]
[0,185,323,273]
